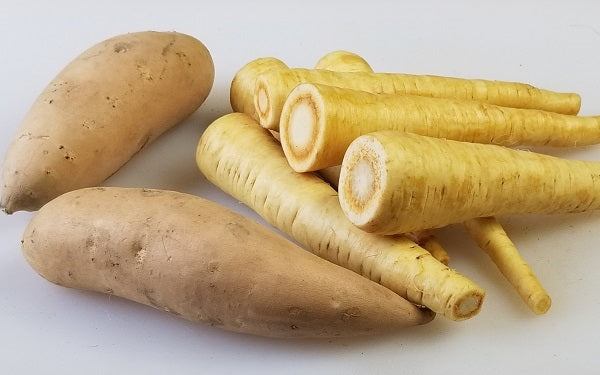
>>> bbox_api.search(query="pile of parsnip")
[3,31,600,339]
[214,49,600,321]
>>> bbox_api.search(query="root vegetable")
[314,51,450,266]
[254,68,581,130]
[313,51,546,313]
[314,50,373,73]
[339,130,600,235]
[196,112,485,321]
[230,57,289,119]
[1,31,214,214]
[280,83,599,172]
[463,217,551,314]
[21,187,433,338]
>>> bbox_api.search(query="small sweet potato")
[1,31,214,213]
[21,187,433,338]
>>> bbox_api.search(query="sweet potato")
[1,31,214,214]
[21,187,433,338]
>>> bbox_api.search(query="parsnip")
[314,50,373,72]
[22,187,434,338]
[463,217,551,314]
[314,51,450,266]
[254,68,581,129]
[230,57,288,119]
[196,113,485,321]
[339,130,600,235]
[280,83,599,172]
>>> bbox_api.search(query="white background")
[2,1,600,373]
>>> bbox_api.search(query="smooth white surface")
[2,1,600,373]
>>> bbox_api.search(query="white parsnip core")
[254,76,281,129]
[289,102,314,148]
[256,85,269,116]
[229,57,288,119]
[339,137,386,229]
[280,84,328,172]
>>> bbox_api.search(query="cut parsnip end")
[256,84,270,117]
[230,57,288,119]
[254,77,281,130]
[339,137,386,230]
[456,293,485,320]
[280,89,323,172]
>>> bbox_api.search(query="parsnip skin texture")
[196,113,484,321]
[21,187,433,338]
[1,31,214,214]
[339,131,600,235]
[314,50,373,73]
[313,52,450,267]
[230,57,288,119]
[280,83,600,172]
[254,68,581,130]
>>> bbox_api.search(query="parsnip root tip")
[530,292,552,315]
[455,292,485,320]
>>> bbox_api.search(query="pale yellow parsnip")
[313,50,450,266]
[230,57,288,118]
[280,83,600,172]
[196,113,485,321]
[339,130,600,235]
[314,50,374,72]
[254,68,581,130]
[463,217,551,315]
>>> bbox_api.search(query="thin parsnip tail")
[463,217,551,315]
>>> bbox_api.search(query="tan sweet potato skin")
[21,187,433,338]
[1,31,214,213]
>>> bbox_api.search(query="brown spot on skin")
[207,261,220,273]
[161,41,175,56]
[140,189,163,197]
[287,306,305,318]
[113,42,131,53]
[226,222,250,238]
[341,307,361,321]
